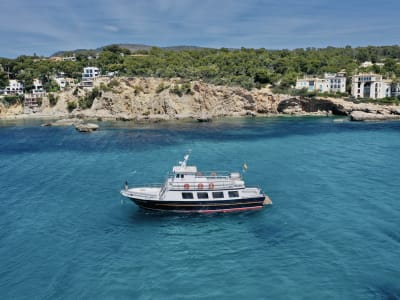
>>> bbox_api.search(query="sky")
[1,0,399,58]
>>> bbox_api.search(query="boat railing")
[166,181,245,191]
[168,171,240,179]
[241,186,263,196]
[125,183,164,188]
[122,183,163,200]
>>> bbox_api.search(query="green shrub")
[169,83,193,97]
[1,95,22,106]
[156,82,167,93]
[134,85,143,96]
[48,93,59,107]
[99,82,111,92]
[170,84,183,96]
[67,101,77,112]
[108,79,120,88]
[79,87,102,109]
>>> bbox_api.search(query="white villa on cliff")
[295,72,346,93]
[81,67,100,87]
[351,73,391,99]
[3,79,24,95]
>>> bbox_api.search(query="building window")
[182,192,194,199]
[197,192,209,199]
[228,191,239,198]
[212,192,224,199]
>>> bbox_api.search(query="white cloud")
[104,25,120,32]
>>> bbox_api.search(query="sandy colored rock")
[350,111,400,121]
[1,76,400,121]
[75,123,99,132]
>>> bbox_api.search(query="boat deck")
[122,187,161,200]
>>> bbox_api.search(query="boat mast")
[179,154,190,167]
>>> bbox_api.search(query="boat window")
[212,192,224,199]
[182,192,194,199]
[181,174,184,178]
[228,191,239,198]
[197,192,209,199]
[176,174,179,178]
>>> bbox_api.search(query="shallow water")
[0,117,399,299]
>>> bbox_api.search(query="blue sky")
[1,0,399,58]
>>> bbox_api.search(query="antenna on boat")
[179,150,192,167]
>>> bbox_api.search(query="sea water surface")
[0,117,399,299]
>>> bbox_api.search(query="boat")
[120,154,272,213]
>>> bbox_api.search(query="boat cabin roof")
[172,165,198,174]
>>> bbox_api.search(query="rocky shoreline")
[1,77,399,123]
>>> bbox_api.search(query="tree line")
[1,45,400,92]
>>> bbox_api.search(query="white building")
[63,55,76,62]
[391,83,400,97]
[82,67,100,79]
[295,72,346,94]
[55,77,67,89]
[32,79,45,95]
[324,72,347,93]
[53,72,70,90]
[295,76,329,93]
[81,67,100,87]
[351,73,391,99]
[3,79,24,95]
[360,61,385,68]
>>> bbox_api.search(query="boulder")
[390,108,400,115]
[350,111,400,121]
[75,123,99,132]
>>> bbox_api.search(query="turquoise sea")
[0,117,399,299]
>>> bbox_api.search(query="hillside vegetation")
[1,45,400,92]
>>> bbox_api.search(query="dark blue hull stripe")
[128,197,265,211]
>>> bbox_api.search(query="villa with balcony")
[351,73,391,99]
[81,67,100,87]
[3,79,24,95]
[295,72,346,94]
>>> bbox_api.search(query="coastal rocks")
[2,76,399,122]
[390,108,400,115]
[350,111,400,121]
[277,97,347,116]
[41,118,99,133]
[75,123,99,132]
[197,112,212,122]
[41,118,83,126]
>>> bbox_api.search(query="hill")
[51,43,210,57]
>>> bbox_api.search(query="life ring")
[198,183,204,190]
[208,183,215,189]
[184,183,190,190]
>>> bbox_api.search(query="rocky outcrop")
[1,77,399,121]
[75,123,99,132]
[41,118,84,127]
[350,111,400,121]
[277,97,347,116]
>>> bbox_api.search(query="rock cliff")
[1,77,399,121]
